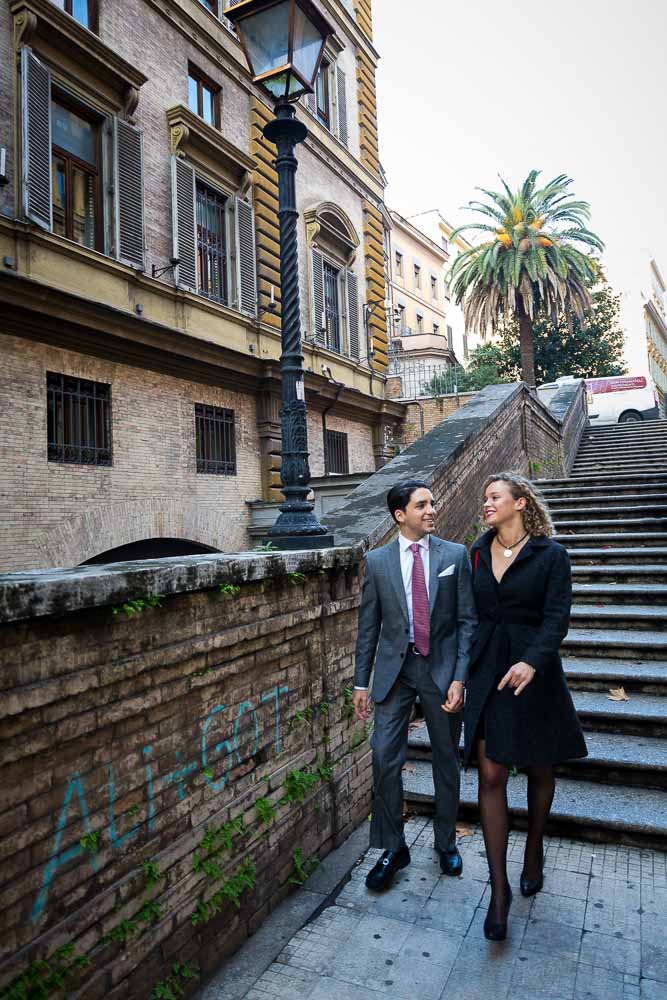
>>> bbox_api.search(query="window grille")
[195,403,236,474]
[323,260,341,352]
[196,182,228,304]
[47,372,112,465]
[325,429,349,475]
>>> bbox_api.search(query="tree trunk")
[518,307,536,388]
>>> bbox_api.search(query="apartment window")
[397,302,406,330]
[21,51,146,268]
[315,60,331,129]
[416,313,424,333]
[323,260,341,352]
[433,323,440,335]
[447,325,453,350]
[414,263,421,289]
[188,66,220,128]
[195,404,236,475]
[325,429,349,475]
[196,181,228,303]
[395,250,403,277]
[444,279,451,301]
[47,372,112,466]
[51,98,102,251]
[441,236,449,253]
[430,275,437,299]
[306,60,349,146]
[51,0,96,30]
[463,331,469,361]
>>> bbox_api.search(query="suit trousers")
[370,648,462,853]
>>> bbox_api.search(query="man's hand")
[498,661,536,696]
[442,680,464,714]
[353,689,371,721]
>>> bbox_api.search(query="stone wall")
[0,548,370,1000]
[392,392,477,449]
[0,382,585,998]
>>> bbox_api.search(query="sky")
[374,0,667,363]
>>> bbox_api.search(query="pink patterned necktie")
[410,543,430,656]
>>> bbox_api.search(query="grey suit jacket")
[354,535,478,703]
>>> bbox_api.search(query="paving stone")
[579,929,641,976]
[531,891,587,928]
[523,917,583,962]
[574,965,625,1000]
[585,878,641,940]
[641,980,667,999]
[511,950,578,998]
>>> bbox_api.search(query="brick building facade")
[0,0,402,572]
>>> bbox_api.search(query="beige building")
[0,0,402,572]
[620,257,667,416]
[385,210,455,396]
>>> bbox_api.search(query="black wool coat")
[463,530,588,768]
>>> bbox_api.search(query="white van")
[537,375,660,424]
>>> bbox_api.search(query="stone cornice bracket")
[170,122,190,158]
[123,85,139,123]
[13,8,37,48]
[10,0,148,97]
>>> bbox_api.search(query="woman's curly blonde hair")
[483,472,554,538]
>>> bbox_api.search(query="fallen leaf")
[402,763,416,773]
[607,686,630,702]
[455,823,474,838]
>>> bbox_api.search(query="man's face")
[395,487,436,540]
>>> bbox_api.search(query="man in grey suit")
[354,479,477,890]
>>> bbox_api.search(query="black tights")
[477,739,555,920]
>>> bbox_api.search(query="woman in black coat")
[464,472,587,942]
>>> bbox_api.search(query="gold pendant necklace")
[497,531,529,558]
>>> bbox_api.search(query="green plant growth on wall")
[289,848,319,886]
[1,944,90,1000]
[112,595,165,617]
[150,961,199,1000]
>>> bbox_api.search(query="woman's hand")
[498,661,536,696]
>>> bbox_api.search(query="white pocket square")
[438,564,456,577]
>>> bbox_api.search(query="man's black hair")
[386,480,431,523]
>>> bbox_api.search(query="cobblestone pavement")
[243,818,667,1000]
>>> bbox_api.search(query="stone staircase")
[403,418,667,846]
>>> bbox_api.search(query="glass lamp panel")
[263,71,290,100]
[288,73,305,96]
[291,4,324,85]
[52,103,97,165]
[241,4,290,77]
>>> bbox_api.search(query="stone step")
[570,603,667,630]
[563,627,667,661]
[541,482,667,500]
[573,689,667,735]
[583,420,667,436]
[547,493,667,509]
[570,545,667,573]
[572,582,667,605]
[570,564,667,583]
[563,656,667,693]
[535,471,667,489]
[556,532,667,548]
[552,504,667,521]
[407,721,667,787]
[403,760,667,846]
[571,458,667,470]
[557,523,667,539]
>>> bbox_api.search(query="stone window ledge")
[11,0,147,114]
[167,103,256,189]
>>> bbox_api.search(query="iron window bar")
[195,403,236,475]
[47,372,112,466]
[196,183,228,304]
[325,429,349,475]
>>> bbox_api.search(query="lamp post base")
[266,532,335,551]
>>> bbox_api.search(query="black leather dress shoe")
[520,870,544,897]
[483,887,513,941]
[439,849,463,877]
[365,844,411,891]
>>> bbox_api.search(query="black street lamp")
[228,0,334,549]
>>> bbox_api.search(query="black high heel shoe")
[483,886,513,941]
[520,849,544,897]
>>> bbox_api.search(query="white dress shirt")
[355,533,431,690]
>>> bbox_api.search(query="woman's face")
[483,480,526,528]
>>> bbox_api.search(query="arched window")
[305,203,362,361]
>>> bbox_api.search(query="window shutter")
[306,88,317,115]
[21,48,52,231]
[114,119,145,269]
[235,196,257,316]
[171,156,197,291]
[346,270,360,359]
[335,66,348,146]
[311,249,325,345]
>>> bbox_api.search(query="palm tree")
[449,171,604,386]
